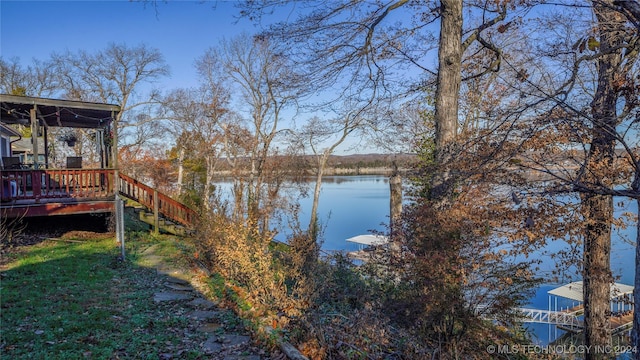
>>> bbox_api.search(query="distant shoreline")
[213,166,412,178]
[211,153,417,178]
[311,167,411,176]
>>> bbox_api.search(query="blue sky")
[0,0,378,154]
[0,1,406,154]
[0,0,262,91]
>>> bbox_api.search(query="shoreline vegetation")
[211,153,417,178]
[213,166,410,177]
[207,151,580,179]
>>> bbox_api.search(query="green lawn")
[0,236,206,359]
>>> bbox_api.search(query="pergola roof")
[548,281,634,302]
[0,94,119,129]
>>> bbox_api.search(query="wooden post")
[389,166,402,253]
[153,189,159,234]
[43,127,49,169]
[30,107,39,169]
[116,194,125,260]
[111,110,124,250]
[390,165,402,230]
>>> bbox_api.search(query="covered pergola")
[1,94,121,218]
[0,94,119,169]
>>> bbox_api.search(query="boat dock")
[345,234,388,261]
[516,281,634,335]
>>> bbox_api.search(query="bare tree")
[162,86,230,211]
[0,56,64,166]
[303,113,361,237]
[51,43,170,169]
[219,118,254,219]
[0,57,59,97]
[197,33,302,230]
[161,89,202,197]
[290,108,369,275]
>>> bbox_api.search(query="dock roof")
[346,234,389,246]
[547,281,633,302]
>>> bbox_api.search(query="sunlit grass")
[0,235,205,359]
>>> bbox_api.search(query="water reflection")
[213,175,393,251]
[214,175,638,352]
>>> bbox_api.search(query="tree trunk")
[248,155,257,219]
[233,180,244,221]
[582,2,624,357]
[431,0,462,199]
[434,0,461,154]
[389,169,403,255]
[581,193,614,359]
[635,198,640,359]
[298,152,327,275]
[389,170,402,234]
[632,164,640,357]
[309,153,328,238]
[177,147,185,196]
[203,154,216,212]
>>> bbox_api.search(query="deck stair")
[0,168,196,232]
[136,209,190,236]
[117,173,197,236]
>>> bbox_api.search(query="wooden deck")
[1,169,196,228]
[555,310,634,335]
[2,197,116,218]
[609,311,634,334]
[1,168,115,218]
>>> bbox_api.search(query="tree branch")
[364,0,410,52]
[461,5,507,51]
[613,0,640,29]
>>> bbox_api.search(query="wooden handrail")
[1,168,114,201]
[1,168,196,228]
[117,173,197,227]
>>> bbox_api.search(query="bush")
[195,212,302,325]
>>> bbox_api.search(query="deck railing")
[1,168,114,201]
[117,173,196,227]
[2,169,196,227]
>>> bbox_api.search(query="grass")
[0,234,207,359]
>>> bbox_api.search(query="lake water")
[215,175,392,250]
[293,176,637,350]
[219,175,638,347]
[279,175,393,252]
[286,176,636,281]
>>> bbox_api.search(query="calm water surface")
[218,175,638,347]
[215,175,391,251]
[301,176,637,350]
[290,175,392,251]
[291,176,636,281]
